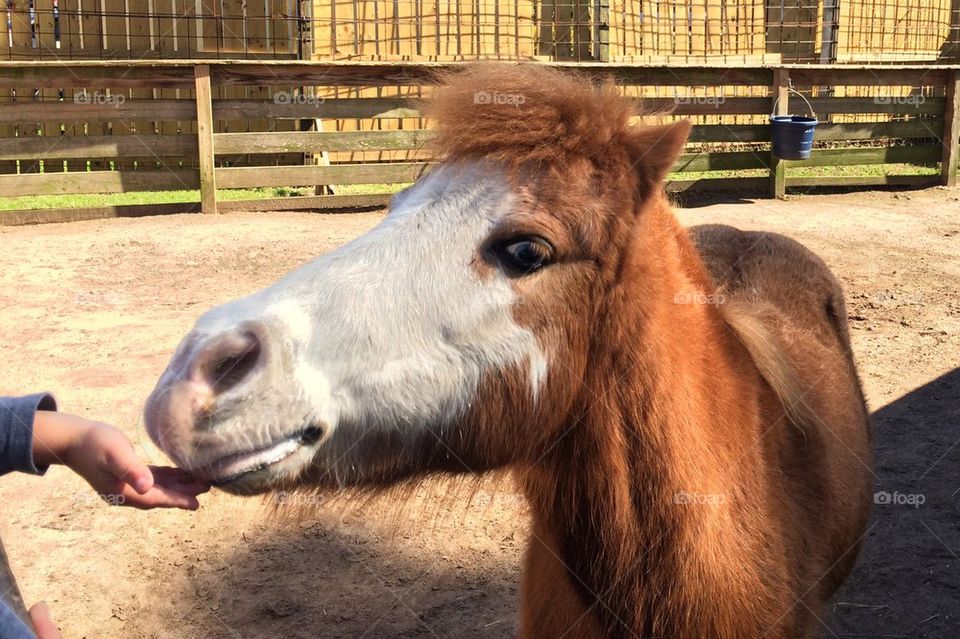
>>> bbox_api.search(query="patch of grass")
[333,183,410,195]
[0,162,939,212]
[785,163,938,178]
[669,163,938,182]
[0,190,199,211]
[0,184,411,211]
[667,169,769,181]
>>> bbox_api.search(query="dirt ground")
[0,186,958,638]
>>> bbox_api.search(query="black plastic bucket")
[770,115,818,160]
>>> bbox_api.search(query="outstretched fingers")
[101,436,155,494]
[116,466,211,510]
[29,602,62,639]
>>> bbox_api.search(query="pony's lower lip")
[197,427,322,484]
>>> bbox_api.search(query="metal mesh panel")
[4,0,958,63]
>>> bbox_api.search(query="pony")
[145,64,873,637]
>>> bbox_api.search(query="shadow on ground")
[829,367,960,637]
[672,182,938,209]
[177,506,520,639]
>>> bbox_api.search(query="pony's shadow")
[828,367,960,637]
[181,504,521,639]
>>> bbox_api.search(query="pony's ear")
[626,120,691,201]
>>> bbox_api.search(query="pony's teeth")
[201,437,301,482]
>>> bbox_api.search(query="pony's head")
[145,64,690,494]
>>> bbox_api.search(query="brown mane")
[427,63,637,172]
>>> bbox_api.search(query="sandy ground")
[0,186,958,638]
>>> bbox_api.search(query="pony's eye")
[498,237,554,274]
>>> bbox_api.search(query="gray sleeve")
[0,394,57,477]
[0,599,37,639]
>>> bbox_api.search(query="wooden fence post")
[194,64,218,214]
[942,69,960,188]
[770,68,790,199]
[595,0,610,62]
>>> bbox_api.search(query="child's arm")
[31,411,210,510]
[0,393,57,476]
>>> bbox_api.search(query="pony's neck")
[522,200,776,637]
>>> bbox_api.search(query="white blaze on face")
[194,161,549,454]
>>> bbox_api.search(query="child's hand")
[32,412,210,510]
[29,602,62,639]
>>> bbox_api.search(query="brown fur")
[421,64,873,638]
[281,64,873,637]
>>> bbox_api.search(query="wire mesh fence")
[3,0,959,63]
[3,0,302,60]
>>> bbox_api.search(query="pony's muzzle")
[145,322,271,460]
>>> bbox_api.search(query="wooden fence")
[0,60,958,224]
[4,2,958,186]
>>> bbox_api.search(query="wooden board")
[785,174,941,187]
[0,201,201,225]
[0,169,199,196]
[216,161,429,187]
[665,176,768,192]
[213,129,432,152]
[220,193,392,210]
[0,99,197,124]
[673,150,771,172]
[0,134,197,159]
[785,144,941,167]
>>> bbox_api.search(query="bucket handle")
[771,83,817,120]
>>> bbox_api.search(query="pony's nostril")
[197,330,263,396]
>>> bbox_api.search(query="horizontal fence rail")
[2,60,956,88]
[0,60,957,224]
